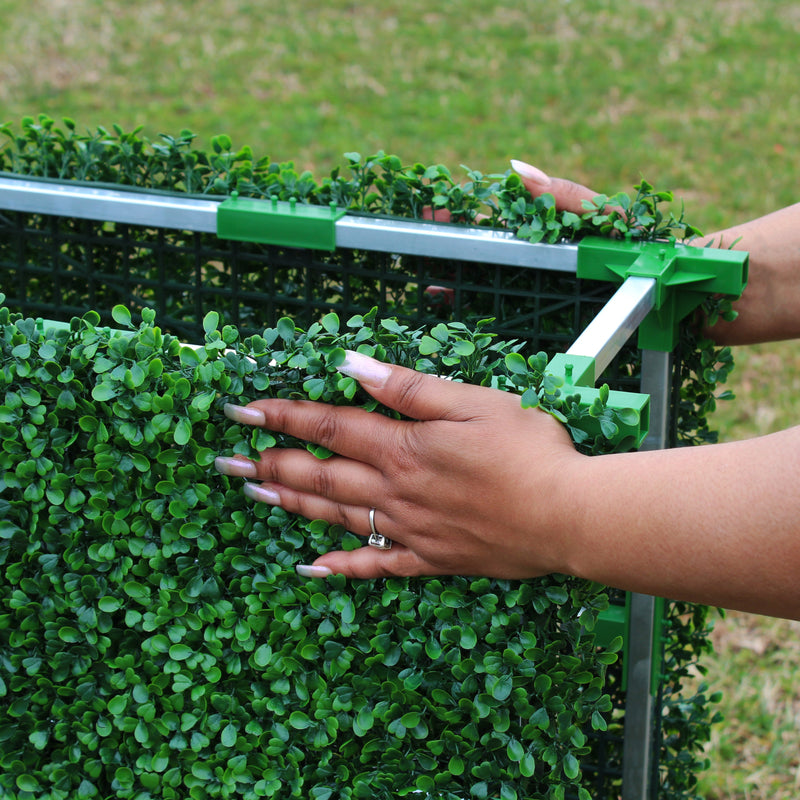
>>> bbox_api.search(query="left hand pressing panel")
[215,350,584,581]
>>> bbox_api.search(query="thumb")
[510,159,598,216]
[337,349,510,422]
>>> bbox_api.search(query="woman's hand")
[511,160,800,344]
[216,351,583,581]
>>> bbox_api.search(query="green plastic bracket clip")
[577,235,749,351]
[216,193,347,251]
[594,594,665,695]
[544,353,650,451]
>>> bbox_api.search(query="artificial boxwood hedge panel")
[0,300,624,800]
[0,116,728,798]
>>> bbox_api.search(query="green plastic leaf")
[16,775,41,792]
[203,310,220,335]
[174,417,192,446]
[221,723,237,747]
[169,643,194,661]
[321,312,340,335]
[504,351,528,375]
[111,304,133,327]
[563,752,580,780]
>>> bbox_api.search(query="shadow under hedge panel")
[0,306,617,800]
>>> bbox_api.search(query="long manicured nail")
[243,482,281,505]
[224,403,266,425]
[337,350,392,388]
[296,564,333,579]
[214,456,258,478]
[510,159,552,188]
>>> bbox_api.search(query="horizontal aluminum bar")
[0,176,579,273]
[567,276,656,378]
[335,215,579,271]
[0,177,219,232]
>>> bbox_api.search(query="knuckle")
[308,412,341,451]
[391,426,427,477]
[335,502,362,533]
[308,463,336,498]
[393,370,428,411]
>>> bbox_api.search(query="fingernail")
[243,482,281,505]
[337,350,392,388]
[296,564,333,579]
[510,159,552,187]
[224,403,266,425]
[214,456,258,478]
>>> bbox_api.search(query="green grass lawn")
[2,1,799,796]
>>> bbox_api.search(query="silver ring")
[367,507,393,550]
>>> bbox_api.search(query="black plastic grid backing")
[1,212,630,376]
[0,208,672,797]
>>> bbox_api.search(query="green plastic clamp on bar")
[544,353,650,451]
[593,594,665,695]
[217,193,347,251]
[577,235,749,351]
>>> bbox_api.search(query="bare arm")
[568,426,800,618]
[694,203,800,344]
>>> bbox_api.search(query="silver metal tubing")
[566,276,656,378]
[0,177,219,232]
[335,214,579,271]
[639,350,673,452]
[620,349,672,800]
[621,592,658,800]
[0,176,580,272]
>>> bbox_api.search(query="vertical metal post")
[621,349,671,800]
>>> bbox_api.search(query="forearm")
[563,426,800,618]
[698,202,800,344]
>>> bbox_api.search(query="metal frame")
[0,176,578,272]
[1,175,671,800]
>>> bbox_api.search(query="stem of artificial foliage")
[0,115,732,799]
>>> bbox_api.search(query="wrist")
[541,448,595,579]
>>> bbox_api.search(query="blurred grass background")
[2,0,799,795]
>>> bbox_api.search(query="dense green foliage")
[0,298,622,799]
[1,115,702,244]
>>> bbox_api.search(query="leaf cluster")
[0,297,624,800]
[2,115,696,243]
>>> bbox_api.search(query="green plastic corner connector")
[217,193,347,251]
[577,236,749,351]
[545,353,650,451]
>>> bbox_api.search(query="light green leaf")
[112,305,133,327]
[203,311,220,335]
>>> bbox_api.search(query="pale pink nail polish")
[296,564,333,578]
[243,482,281,505]
[214,456,258,478]
[510,159,552,187]
[224,403,266,425]
[337,350,392,388]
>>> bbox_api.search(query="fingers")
[228,354,513,464]
[298,543,435,581]
[510,159,598,216]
